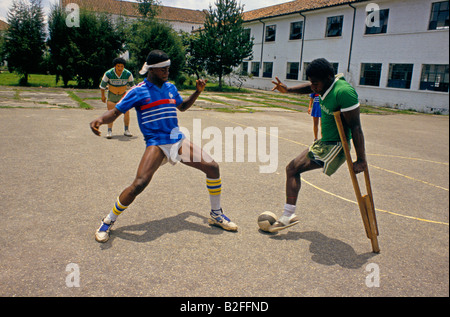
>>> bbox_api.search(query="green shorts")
[107,91,126,103]
[307,139,349,176]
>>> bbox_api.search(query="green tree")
[196,0,253,89]
[47,5,76,87]
[72,10,125,87]
[126,20,185,82]
[3,0,45,86]
[47,6,125,88]
[136,0,161,19]
[180,31,205,80]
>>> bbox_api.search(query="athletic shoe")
[208,209,238,231]
[106,131,112,139]
[268,214,300,233]
[95,218,115,243]
[124,130,133,137]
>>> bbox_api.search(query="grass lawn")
[0,72,436,115]
[0,72,77,87]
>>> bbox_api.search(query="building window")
[360,63,382,86]
[286,62,299,80]
[241,62,249,76]
[429,1,449,30]
[303,62,339,80]
[263,62,273,78]
[326,15,343,37]
[243,29,251,42]
[387,64,413,89]
[251,62,260,77]
[365,9,389,34]
[265,25,276,42]
[289,21,303,40]
[420,64,449,92]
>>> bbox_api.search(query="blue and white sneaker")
[95,218,115,243]
[208,209,238,231]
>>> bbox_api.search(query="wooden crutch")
[333,111,380,253]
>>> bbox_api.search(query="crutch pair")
[334,111,380,253]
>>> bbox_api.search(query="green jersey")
[319,76,360,142]
[99,68,134,89]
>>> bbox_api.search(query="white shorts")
[158,137,185,166]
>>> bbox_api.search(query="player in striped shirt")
[90,50,238,242]
[99,57,135,139]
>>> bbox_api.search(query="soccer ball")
[257,211,278,232]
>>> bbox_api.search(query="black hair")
[305,58,335,81]
[113,57,126,66]
[146,50,169,65]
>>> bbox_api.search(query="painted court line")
[207,113,449,226]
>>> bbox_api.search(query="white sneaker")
[268,214,300,233]
[208,209,238,231]
[106,131,112,139]
[95,218,115,243]
[124,130,133,137]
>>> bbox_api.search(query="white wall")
[242,0,449,114]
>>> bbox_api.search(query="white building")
[242,0,449,114]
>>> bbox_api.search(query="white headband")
[139,59,171,75]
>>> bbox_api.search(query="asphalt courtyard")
[0,87,448,298]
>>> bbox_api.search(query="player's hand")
[353,159,367,174]
[271,77,288,93]
[101,95,106,103]
[308,107,312,115]
[90,119,102,136]
[196,79,207,93]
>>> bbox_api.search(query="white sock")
[206,177,222,212]
[282,203,296,217]
[104,197,128,223]
[105,211,118,223]
[278,204,296,225]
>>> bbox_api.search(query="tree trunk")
[218,73,223,90]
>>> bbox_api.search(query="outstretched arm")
[177,79,207,112]
[271,76,313,94]
[90,108,122,136]
[341,108,367,174]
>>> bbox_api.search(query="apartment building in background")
[241,0,449,113]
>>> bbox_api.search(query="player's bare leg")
[123,111,132,137]
[179,139,237,231]
[269,149,321,232]
[95,146,165,242]
[106,101,116,139]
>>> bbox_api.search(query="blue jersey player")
[90,50,238,243]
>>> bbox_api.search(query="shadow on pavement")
[271,231,378,269]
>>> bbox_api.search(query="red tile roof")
[0,20,9,31]
[243,0,366,21]
[61,0,206,24]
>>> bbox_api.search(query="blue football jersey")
[115,79,184,146]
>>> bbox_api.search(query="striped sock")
[206,177,222,211]
[106,197,128,222]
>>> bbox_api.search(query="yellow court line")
[367,153,449,166]
[205,113,449,226]
[211,113,448,190]
[369,164,449,191]
[303,179,449,226]
[210,114,449,166]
